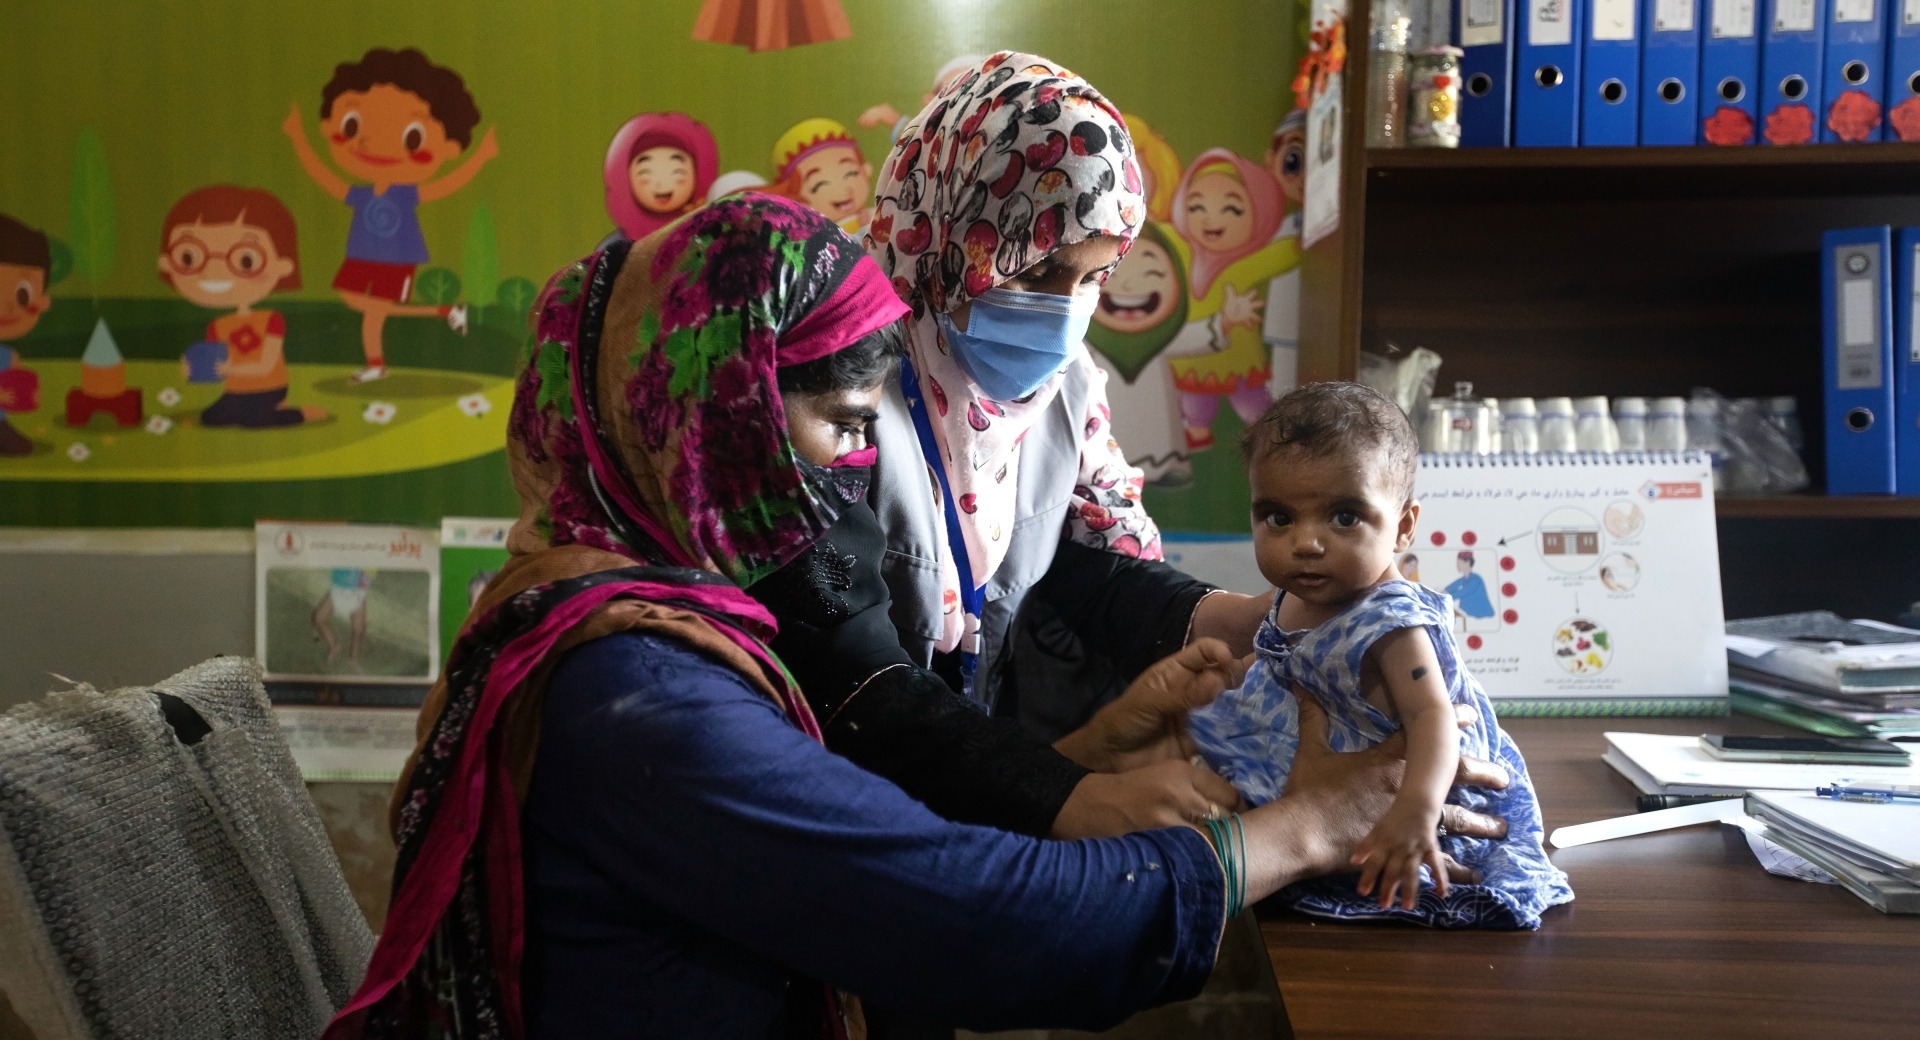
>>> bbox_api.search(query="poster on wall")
[2,1,1305,539]
[439,515,514,656]
[254,520,440,686]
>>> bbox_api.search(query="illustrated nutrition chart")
[1407,451,1728,714]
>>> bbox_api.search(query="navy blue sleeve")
[528,631,1225,1033]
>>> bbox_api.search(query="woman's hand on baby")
[1053,638,1249,773]
[1050,760,1244,840]
[1350,803,1450,910]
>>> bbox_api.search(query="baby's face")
[1249,445,1417,611]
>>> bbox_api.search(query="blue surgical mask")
[935,286,1097,401]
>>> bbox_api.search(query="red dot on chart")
[1504,609,1519,624]
[1462,531,1478,546]
[1430,531,1446,546]
[1500,556,1516,571]
[1467,635,1484,650]
[1502,582,1517,597]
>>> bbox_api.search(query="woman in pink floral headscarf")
[864,52,1274,739]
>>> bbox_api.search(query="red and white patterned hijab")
[866,52,1146,647]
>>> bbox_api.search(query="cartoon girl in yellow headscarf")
[1164,148,1298,452]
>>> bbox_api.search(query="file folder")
[1700,0,1762,143]
[1893,227,1920,494]
[1459,0,1519,146]
[1759,0,1827,144]
[1517,0,1586,144]
[1820,0,1886,140]
[1823,226,1897,495]
[1886,0,1920,140]
[1641,0,1702,143]
[1583,0,1642,143]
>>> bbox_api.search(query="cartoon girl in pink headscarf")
[1162,147,1298,453]
[603,112,721,241]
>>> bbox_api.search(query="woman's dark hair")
[777,320,905,395]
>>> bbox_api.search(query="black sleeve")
[749,501,1087,836]
[1031,538,1218,681]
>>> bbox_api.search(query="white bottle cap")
[1574,395,1610,416]
[1767,396,1798,414]
[1651,396,1687,415]
[1539,396,1574,416]
[1502,397,1537,415]
[1613,396,1647,415]
[1686,397,1720,417]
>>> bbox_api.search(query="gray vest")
[870,360,1091,712]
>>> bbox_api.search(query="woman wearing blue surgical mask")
[861,54,1275,788]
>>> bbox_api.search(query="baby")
[1189,382,1572,929]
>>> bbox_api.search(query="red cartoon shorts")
[332,259,416,303]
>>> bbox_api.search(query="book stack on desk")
[1725,612,1920,741]
[1743,790,1920,913]
[1604,731,1920,794]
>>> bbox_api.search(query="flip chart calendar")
[1408,451,1728,714]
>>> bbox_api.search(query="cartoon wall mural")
[1261,107,1306,385]
[0,215,55,457]
[0,0,1302,531]
[284,47,498,384]
[1164,148,1299,457]
[768,118,873,231]
[603,112,721,242]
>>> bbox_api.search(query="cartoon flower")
[1763,103,1814,146]
[1826,89,1882,142]
[145,415,174,435]
[363,401,398,425]
[457,392,492,418]
[67,443,90,462]
[1702,106,1755,147]
[157,387,182,408]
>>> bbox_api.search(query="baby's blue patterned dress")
[1187,580,1573,929]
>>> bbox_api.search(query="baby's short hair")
[1240,381,1419,500]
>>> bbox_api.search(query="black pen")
[1635,793,1742,812]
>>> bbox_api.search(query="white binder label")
[1774,0,1816,32]
[1533,0,1575,45]
[1655,0,1696,31]
[1837,247,1883,390]
[1594,0,1637,38]
[1833,0,1873,21]
[1907,0,1920,27]
[1712,0,1756,37]
[1464,0,1507,44]
[1909,243,1920,364]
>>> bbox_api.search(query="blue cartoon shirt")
[1187,579,1574,929]
[343,184,430,265]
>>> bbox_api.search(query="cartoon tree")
[67,128,116,302]
[415,268,463,307]
[461,202,500,309]
[495,276,538,326]
[47,238,74,287]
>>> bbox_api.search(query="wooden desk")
[1259,716,1920,1039]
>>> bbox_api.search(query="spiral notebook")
[1407,451,1728,716]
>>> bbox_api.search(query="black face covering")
[747,496,912,717]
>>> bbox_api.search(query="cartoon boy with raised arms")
[284,47,499,383]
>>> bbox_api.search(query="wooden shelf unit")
[1713,495,1920,519]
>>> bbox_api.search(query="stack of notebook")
[1725,613,1920,741]
[1742,791,1920,915]
[1603,732,1920,797]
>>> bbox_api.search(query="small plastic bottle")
[1481,397,1503,453]
[1502,397,1540,454]
[1574,395,1618,452]
[1538,396,1577,453]
[1686,395,1725,490]
[1766,396,1805,454]
[1613,397,1648,451]
[1367,2,1413,148]
[1648,396,1688,451]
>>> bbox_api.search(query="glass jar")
[1368,3,1413,148]
[1407,46,1465,148]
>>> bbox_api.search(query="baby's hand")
[1349,801,1449,910]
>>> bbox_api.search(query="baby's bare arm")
[1370,626,1458,817]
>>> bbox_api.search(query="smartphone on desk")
[1699,734,1912,765]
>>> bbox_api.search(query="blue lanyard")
[897,354,982,698]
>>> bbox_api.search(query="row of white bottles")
[1419,384,1804,463]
